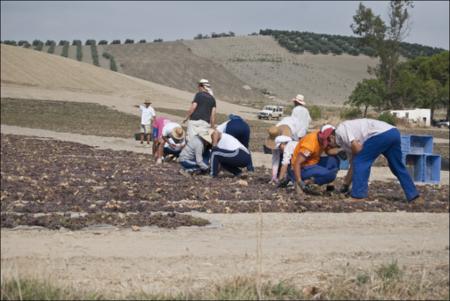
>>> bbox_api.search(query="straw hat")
[199,128,215,144]
[171,127,185,140]
[264,125,292,150]
[292,94,306,106]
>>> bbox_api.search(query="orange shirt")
[291,131,323,167]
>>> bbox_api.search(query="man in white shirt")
[134,100,155,146]
[291,94,311,136]
[328,118,420,203]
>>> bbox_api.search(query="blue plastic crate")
[339,159,349,170]
[410,135,433,154]
[401,135,411,153]
[404,154,425,182]
[424,154,441,184]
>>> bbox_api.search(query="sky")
[1,1,449,49]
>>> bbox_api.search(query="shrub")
[61,44,69,57]
[59,40,69,46]
[18,40,30,47]
[76,43,82,61]
[139,39,146,43]
[111,40,121,44]
[45,40,55,46]
[309,105,322,120]
[124,39,134,44]
[85,39,96,46]
[153,38,163,42]
[91,45,99,66]
[72,39,82,46]
[340,107,361,119]
[102,52,118,71]
[33,40,44,51]
[98,40,108,45]
[3,40,17,46]
[377,112,397,125]
[47,43,55,54]
[32,39,42,46]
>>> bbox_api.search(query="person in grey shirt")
[178,135,211,174]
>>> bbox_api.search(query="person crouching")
[200,129,252,178]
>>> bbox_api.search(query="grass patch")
[1,98,139,138]
[2,262,448,300]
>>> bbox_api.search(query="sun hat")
[292,94,306,106]
[198,79,211,87]
[144,99,152,104]
[264,125,292,150]
[199,128,214,144]
[275,135,293,148]
[318,124,336,148]
[171,127,185,141]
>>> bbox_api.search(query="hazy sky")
[1,1,449,49]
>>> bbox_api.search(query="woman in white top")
[200,129,252,177]
[290,94,311,137]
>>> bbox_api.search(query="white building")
[390,108,431,127]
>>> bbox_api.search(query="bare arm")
[210,107,217,128]
[211,130,221,147]
[293,154,306,184]
[277,164,289,181]
[343,156,353,185]
[183,102,198,123]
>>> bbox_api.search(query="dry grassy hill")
[0,44,259,120]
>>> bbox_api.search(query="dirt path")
[1,212,448,296]
[2,124,449,185]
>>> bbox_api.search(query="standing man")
[134,100,155,146]
[183,79,217,141]
[328,118,421,203]
[290,94,311,136]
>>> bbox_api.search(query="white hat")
[275,135,292,148]
[320,124,335,133]
[198,79,211,87]
[292,94,306,106]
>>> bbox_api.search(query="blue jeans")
[163,147,181,157]
[301,156,339,185]
[179,151,210,172]
[351,128,418,201]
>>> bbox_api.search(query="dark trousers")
[210,148,251,177]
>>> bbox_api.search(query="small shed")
[390,108,431,127]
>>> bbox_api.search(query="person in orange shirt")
[291,125,343,195]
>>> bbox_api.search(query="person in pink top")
[152,116,170,156]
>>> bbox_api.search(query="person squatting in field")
[153,119,186,164]
[199,129,253,178]
[216,114,254,172]
[289,125,342,195]
[327,118,422,203]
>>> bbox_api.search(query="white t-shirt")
[217,133,249,153]
[162,122,181,138]
[216,121,228,133]
[139,105,156,125]
[281,141,299,166]
[277,116,309,141]
[335,119,395,154]
[164,137,186,151]
[291,106,311,136]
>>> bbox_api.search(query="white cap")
[275,135,292,148]
[292,94,306,106]
[198,79,210,87]
[320,124,335,133]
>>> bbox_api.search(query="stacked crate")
[401,135,441,184]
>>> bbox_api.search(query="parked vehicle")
[257,105,284,120]
[436,120,450,128]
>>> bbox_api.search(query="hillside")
[0,44,260,120]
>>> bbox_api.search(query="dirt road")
[1,212,448,296]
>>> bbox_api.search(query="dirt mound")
[2,134,448,230]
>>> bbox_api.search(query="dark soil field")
[1,134,448,231]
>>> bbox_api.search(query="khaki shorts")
[140,124,151,134]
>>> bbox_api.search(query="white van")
[257,105,284,120]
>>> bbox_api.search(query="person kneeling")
[178,134,211,175]
[291,125,341,195]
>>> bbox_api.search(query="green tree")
[351,1,414,107]
[346,79,386,116]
